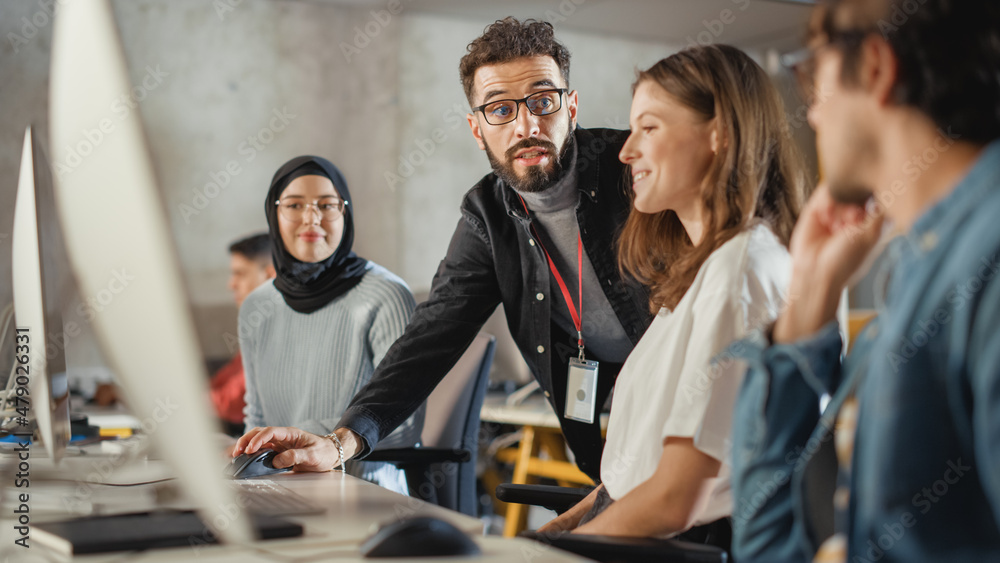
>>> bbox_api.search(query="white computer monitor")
[48,0,251,544]
[11,126,72,462]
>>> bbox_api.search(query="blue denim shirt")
[730,140,1000,563]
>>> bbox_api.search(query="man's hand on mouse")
[233,426,362,472]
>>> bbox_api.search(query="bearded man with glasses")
[235,17,652,484]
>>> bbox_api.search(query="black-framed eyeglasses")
[472,88,568,125]
[781,29,874,105]
[275,197,347,222]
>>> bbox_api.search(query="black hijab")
[266,156,368,314]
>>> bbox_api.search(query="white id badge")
[564,358,599,424]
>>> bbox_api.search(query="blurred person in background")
[212,233,274,435]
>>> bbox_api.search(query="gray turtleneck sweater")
[516,144,633,364]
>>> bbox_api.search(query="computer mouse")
[224,448,292,479]
[360,516,481,558]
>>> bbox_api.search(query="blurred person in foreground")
[729,1,1000,561]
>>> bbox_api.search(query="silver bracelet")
[323,432,346,473]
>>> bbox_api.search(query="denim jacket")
[338,127,653,480]
[731,140,1000,562]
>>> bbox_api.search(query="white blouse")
[600,223,791,529]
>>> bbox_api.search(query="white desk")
[0,451,592,562]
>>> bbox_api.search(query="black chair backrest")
[419,332,496,515]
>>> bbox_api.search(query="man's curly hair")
[459,17,571,105]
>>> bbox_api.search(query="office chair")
[496,483,593,514]
[365,333,496,516]
[497,480,728,562]
[506,409,837,563]
[520,529,728,563]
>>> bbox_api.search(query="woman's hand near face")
[233,426,362,472]
[773,184,885,344]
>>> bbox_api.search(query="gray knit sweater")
[239,262,425,494]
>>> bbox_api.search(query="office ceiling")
[313,0,816,52]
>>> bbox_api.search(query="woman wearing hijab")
[237,155,423,494]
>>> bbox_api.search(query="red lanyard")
[517,194,585,355]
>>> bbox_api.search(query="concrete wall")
[1,0,404,361]
[0,1,825,374]
[1,0,59,369]
[110,0,404,358]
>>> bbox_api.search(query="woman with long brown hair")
[539,44,806,550]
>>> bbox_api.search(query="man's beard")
[484,123,575,193]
